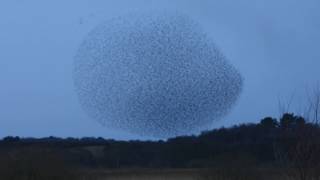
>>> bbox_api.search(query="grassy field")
[77,168,284,180]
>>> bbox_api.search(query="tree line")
[1,113,319,170]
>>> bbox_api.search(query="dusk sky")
[1,0,320,140]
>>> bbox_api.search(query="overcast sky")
[1,0,320,140]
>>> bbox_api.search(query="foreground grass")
[76,168,285,180]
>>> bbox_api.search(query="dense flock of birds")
[73,13,243,138]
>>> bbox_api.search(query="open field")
[80,169,199,180]
[77,168,284,180]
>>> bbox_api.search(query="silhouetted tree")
[260,117,278,129]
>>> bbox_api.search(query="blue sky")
[1,0,320,140]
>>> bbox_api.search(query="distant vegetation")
[1,113,320,179]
